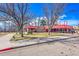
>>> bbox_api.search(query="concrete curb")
[0,41,50,53]
[0,48,12,52]
[0,39,53,53]
[0,35,79,53]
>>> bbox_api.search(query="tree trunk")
[19,27,23,37]
[48,19,51,36]
[48,25,52,36]
[48,26,51,35]
[21,23,24,37]
[21,31,23,37]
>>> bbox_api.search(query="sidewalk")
[0,33,15,49]
[0,33,38,51]
[0,33,78,52]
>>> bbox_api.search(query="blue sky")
[0,3,79,26]
[29,3,79,26]
[29,3,44,17]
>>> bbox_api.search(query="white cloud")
[40,17,43,20]
[59,14,67,19]
[58,19,79,26]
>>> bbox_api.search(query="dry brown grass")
[11,32,72,41]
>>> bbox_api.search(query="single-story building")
[24,24,75,33]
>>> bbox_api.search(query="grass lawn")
[11,32,67,41]
[24,32,64,37]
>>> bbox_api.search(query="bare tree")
[43,3,67,35]
[0,3,30,37]
[0,15,16,32]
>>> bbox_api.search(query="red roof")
[52,25,73,29]
[25,25,74,29]
[26,26,37,29]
